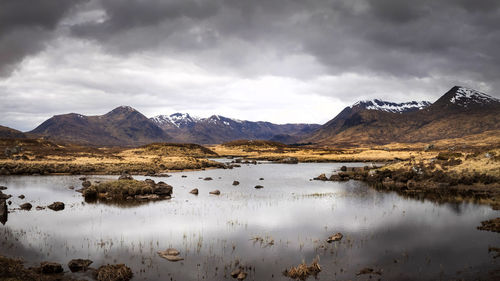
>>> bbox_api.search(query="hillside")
[307,86,500,146]
[30,106,170,147]
[0,125,26,139]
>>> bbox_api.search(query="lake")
[0,161,498,280]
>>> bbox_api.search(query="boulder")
[83,186,98,201]
[82,180,91,188]
[0,199,7,225]
[209,190,221,195]
[68,259,93,272]
[254,185,264,189]
[314,174,328,181]
[118,172,134,180]
[189,188,199,195]
[0,186,7,190]
[340,166,347,172]
[153,182,173,197]
[232,181,240,186]
[48,202,65,211]
[20,203,32,211]
[40,262,63,274]
[327,232,343,243]
[18,194,25,199]
[158,248,184,262]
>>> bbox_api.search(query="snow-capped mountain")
[151,113,320,144]
[306,86,500,146]
[448,86,500,107]
[151,113,200,129]
[352,99,431,114]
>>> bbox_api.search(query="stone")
[314,174,328,181]
[68,259,93,272]
[254,185,264,189]
[189,188,199,195]
[232,181,240,186]
[327,233,343,243]
[209,190,221,195]
[82,180,91,188]
[18,194,25,199]
[40,262,63,274]
[118,172,134,180]
[48,202,65,211]
[20,203,32,211]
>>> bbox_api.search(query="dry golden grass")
[0,139,222,175]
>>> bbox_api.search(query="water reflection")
[0,162,498,280]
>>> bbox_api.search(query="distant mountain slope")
[30,106,170,146]
[307,86,500,146]
[0,125,26,139]
[151,113,321,144]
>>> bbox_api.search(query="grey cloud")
[0,0,83,75]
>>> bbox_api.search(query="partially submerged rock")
[82,180,91,188]
[209,190,221,195]
[314,174,328,181]
[48,202,65,211]
[279,157,299,164]
[232,180,240,186]
[0,199,7,224]
[20,202,32,211]
[204,177,213,181]
[326,233,343,243]
[68,258,93,272]
[189,188,199,195]
[0,190,12,200]
[118,172,134,180]
[0,186,7,190]
[158,248,184,262]
[254,185,264,189]
[40,261,63,274]
[18,194,25,199]
[96,264,133,281]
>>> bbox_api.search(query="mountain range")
[307,86,500,146]
[1,86,498,147]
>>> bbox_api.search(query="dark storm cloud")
[0,0,83,75]
[63,0,500,88]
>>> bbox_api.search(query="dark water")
[0,162,498,280]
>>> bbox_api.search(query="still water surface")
[0,162,498,280]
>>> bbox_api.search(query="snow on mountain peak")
[450,86,499,106]
[151,113,200,128]
[352,99,431,114]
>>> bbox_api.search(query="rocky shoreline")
[314,164,500,209]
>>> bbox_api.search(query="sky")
[1,0,499,131]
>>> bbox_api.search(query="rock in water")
[48,202,65,211]
[82,180,91,188]
[18,194,25,199]
[68,259,93,272]
[314,174,328,181]
[0,199,7,225]
[189,188,199,195]
[326,233,343,243]
[118,172,134,180]
[232,181,240,186]
[20,203,32,211]
[158,248,184,262]
[230,268,241,278]
[40,262,63,274]
[254,185,264,189]
[209,190,221,195]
